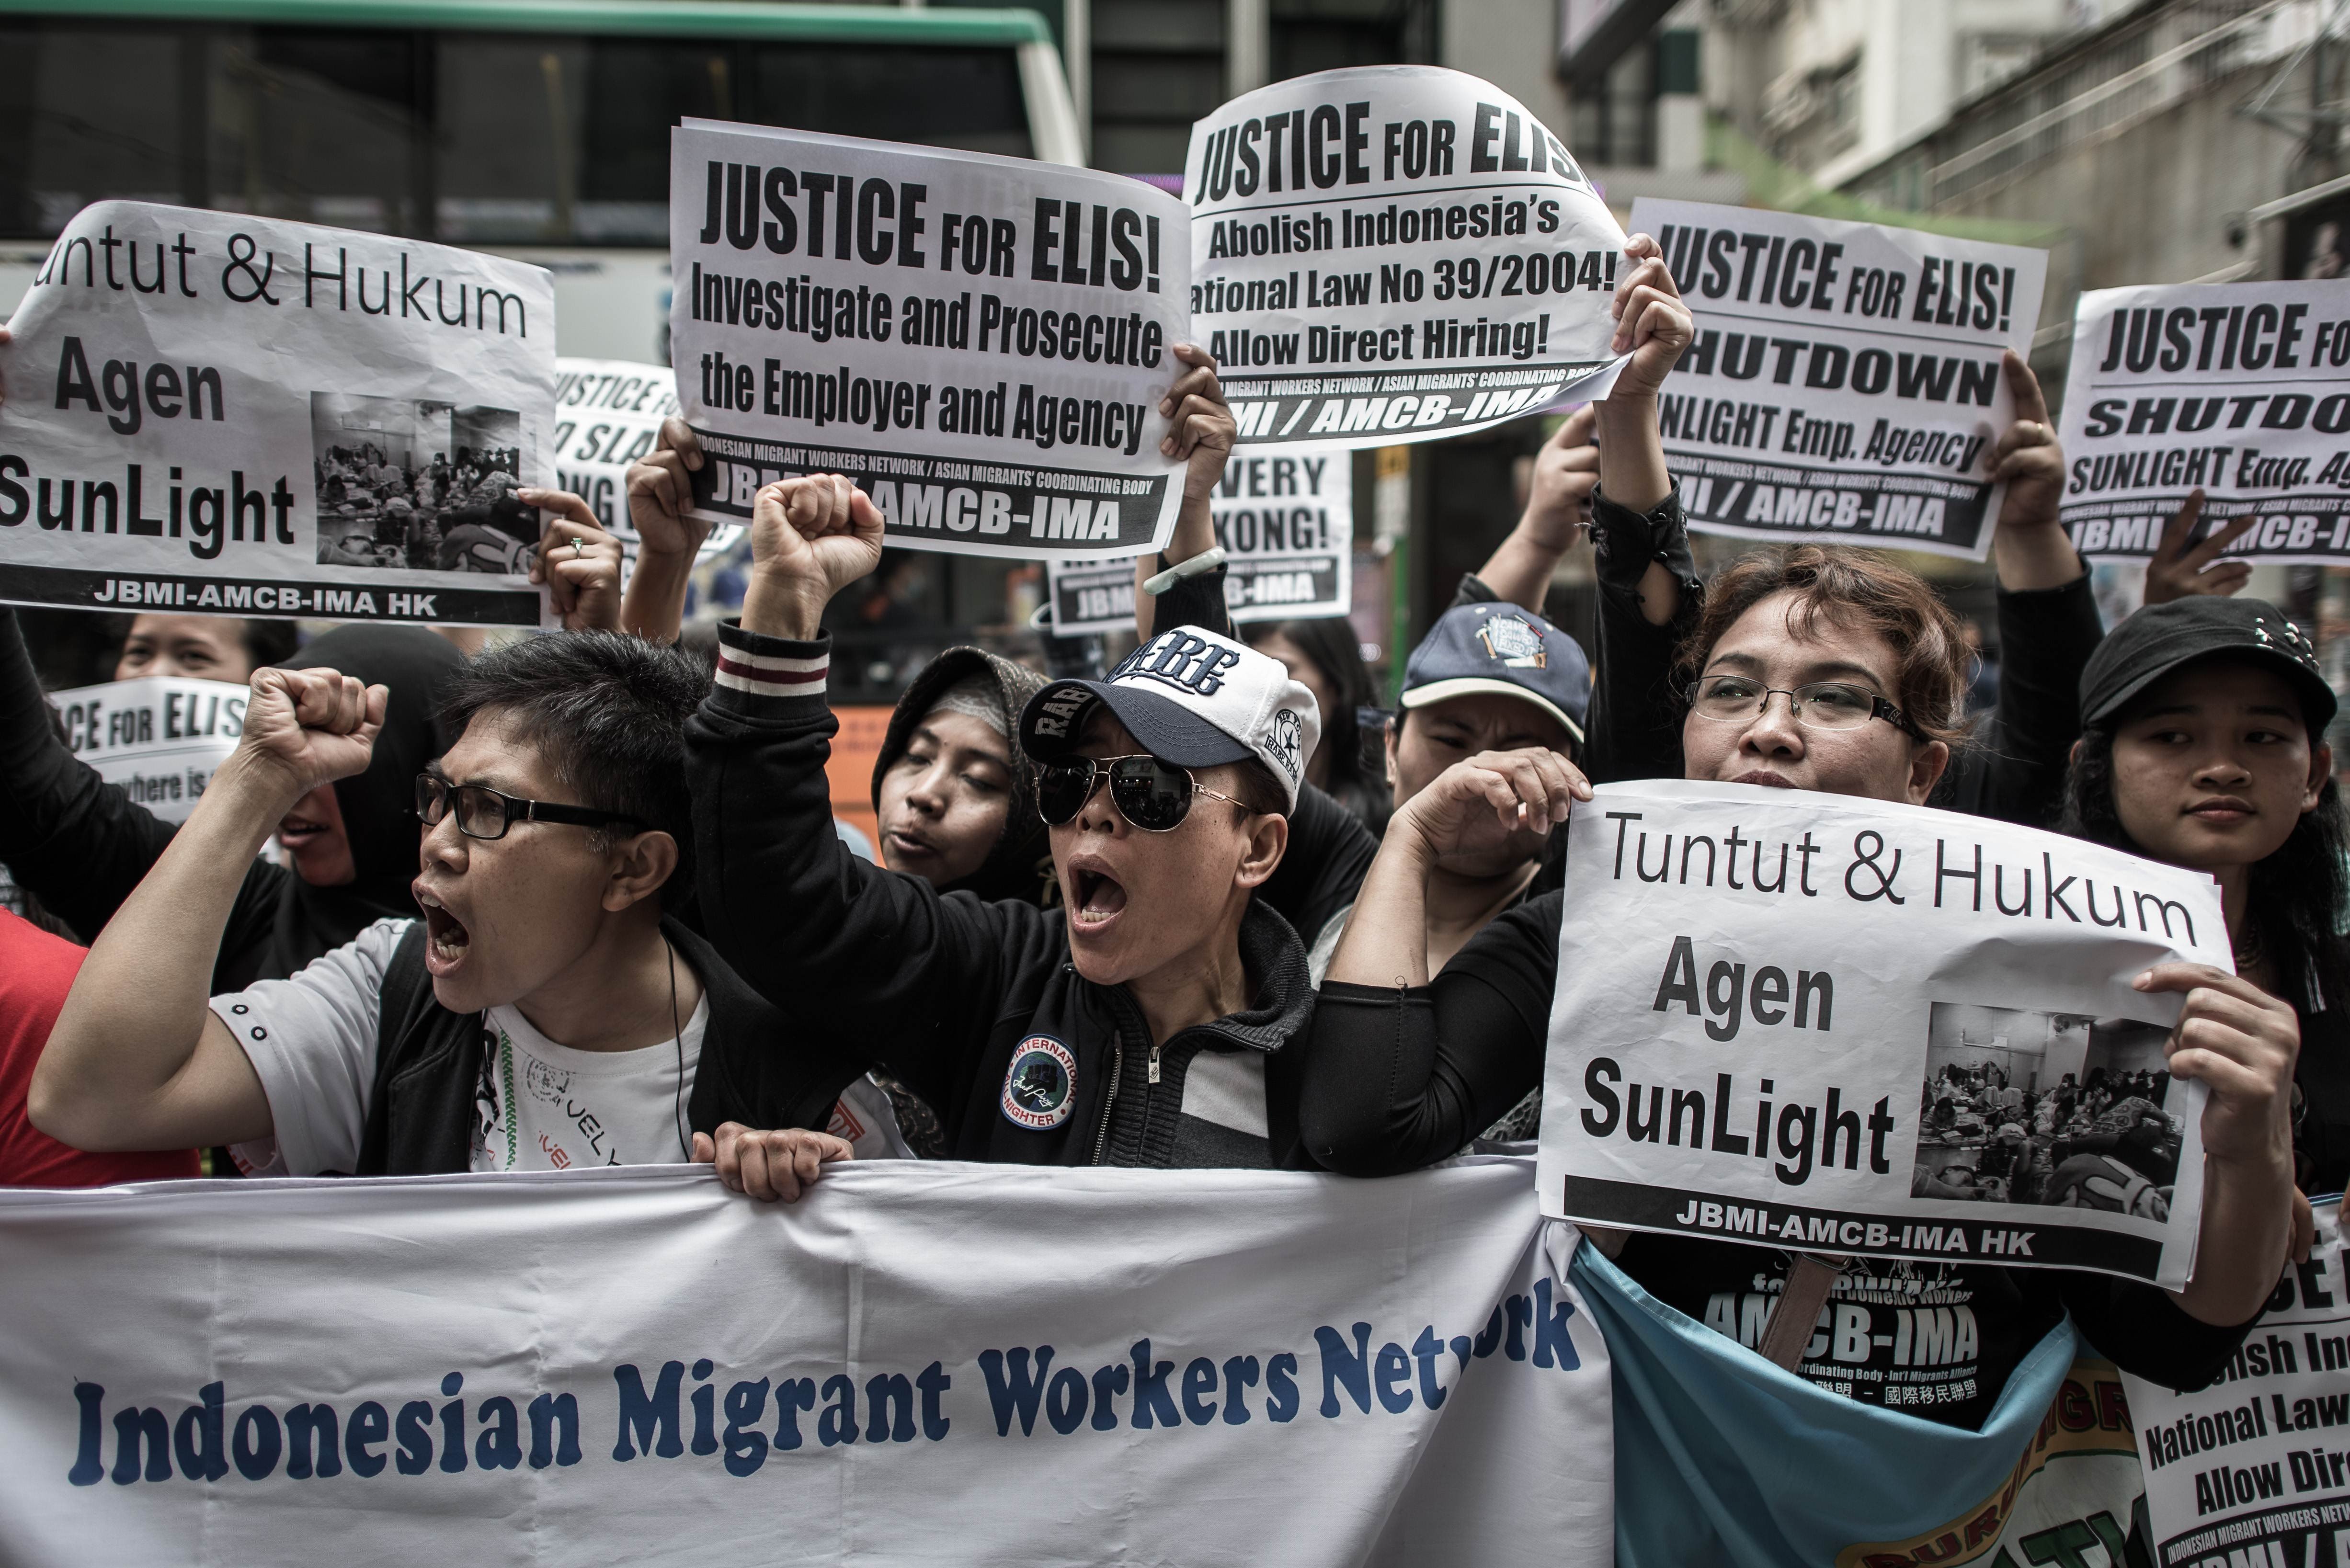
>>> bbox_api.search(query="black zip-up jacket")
[353,917,855,1174]
[686,623,1320,1169]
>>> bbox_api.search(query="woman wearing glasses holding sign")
[1300,237,2294,1437]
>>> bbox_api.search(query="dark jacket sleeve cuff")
[709,621,833,718]
[1589,484,1697,593]
[1452,572,1500,608]
[1150,553,1234,639]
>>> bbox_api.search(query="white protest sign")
[2123,1198,2350,1565]
[1539,781,2225,1288]
[552,357,742,569]
[669,121,1189,561]
[0,1160,1611,1567]
[1187,66,1629,449]
[1048,448,1354,633]
[48,675,245,824]
[2057,281,2350,563]
[0,202,557,627]
[1631,200,2047,561]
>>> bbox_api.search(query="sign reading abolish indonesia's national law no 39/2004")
[2058,280,2350,563]
[1630,200,2046,561]
[0,202,558,626]
[1539,782,2222,1288]
[1187,66,1629,448]
[671,121,1189,560]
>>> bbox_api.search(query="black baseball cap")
[2079,597,2336,731]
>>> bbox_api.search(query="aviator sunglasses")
[1035,753,1253,833]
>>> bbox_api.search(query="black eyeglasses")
[414,773,645,842]
[1687,674,1926,741]
[1035,753,1251,833]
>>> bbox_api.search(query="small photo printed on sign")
[1914,1001,2179,1215]
[312,392,532,574]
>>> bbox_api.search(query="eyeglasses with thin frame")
[1035,753,1253,833]
[414,773,646,842]
[1687,673,1926,741]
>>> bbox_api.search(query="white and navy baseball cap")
[1400,602,1591,743]
[1019,625,1322,809]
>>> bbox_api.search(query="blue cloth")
[1573,1237,2079,1566]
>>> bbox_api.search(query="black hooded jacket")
[868,646,1054,906]
[0,609,462,988]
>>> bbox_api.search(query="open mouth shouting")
[414,884,472,976]
[1066,856,1128,935]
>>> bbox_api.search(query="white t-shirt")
[212,918,809,1177]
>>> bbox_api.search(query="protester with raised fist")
[2057,596,2350,1196]
[626,417,1052,910]
[31,633,860,1182]
[0,610,464,989]
[684,360,1329,1169]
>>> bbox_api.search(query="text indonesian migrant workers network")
[672,120,1191,561]
[0,203,559,627]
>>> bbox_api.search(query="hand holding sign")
[233,666,385,806]
[1157,343,1239,508]
[2141,489,2256,604]
[1607,235,1693,400]
[1523,406,1600,548]
[623,418,715,565]
[2133,960,2297,1326]
[742,474,886,641]
[523,492,625,632]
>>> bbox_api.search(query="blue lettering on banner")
[61,1289,1582,1483]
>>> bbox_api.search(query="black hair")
[1226,756,1290,819]
[2057,671,2350,987]
[1246,617,1375,788]
[238,619,300,669]
[439,631,713,892]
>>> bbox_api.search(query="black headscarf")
[260,626,465,976]
[870,647,1054,906]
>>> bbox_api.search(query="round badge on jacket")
[1001,1035,1078,1130]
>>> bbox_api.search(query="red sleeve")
[0,911,200,1187]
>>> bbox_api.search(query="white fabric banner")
[552,356,742,572]
[2057,281,2350,563]
[49,674,245,824]
[1537,781,2225,1288]
[668,120,1190,561]
[1048,448,1354,634]
[0,201,557,627]
[2123,1198,2350,1565]
[1186,66,1628,449]
[1630,199,2047,561]
[0,1159,1611,1566]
